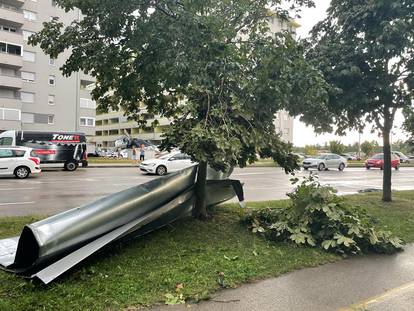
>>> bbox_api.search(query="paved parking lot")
[0,166,413,216]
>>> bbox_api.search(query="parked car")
[365,153,400,170]
[0,130,88,171]
[292,153,305,161]
[340,153,357,161]
[392,151,411,163]
[0,147,41,179]
[140,152,196,175]
[302,153,347,171]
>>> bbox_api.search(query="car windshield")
[371,154,383,159]
[160,153,178,160]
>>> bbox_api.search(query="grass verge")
[0,191,414,310]
[88,158,134,164]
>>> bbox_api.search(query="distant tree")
[360,141,376,158]
[31,0,324,218]
[297,1,414,202]
[304,145,318,156]
[329,140,345,155]
[393,140,412,155]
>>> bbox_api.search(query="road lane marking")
[0,188,35,191]
[339,280,414,311]
[0,201,35,206]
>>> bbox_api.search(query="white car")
[140,152,196,175]
[0,147,41,179]
[302,153,347,171]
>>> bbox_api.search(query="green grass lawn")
[88,158,134,164]
[0,191,413,310]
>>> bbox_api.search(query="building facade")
[0,0,95,147]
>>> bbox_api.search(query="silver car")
[392,151,410,163]
[302,153,348,171]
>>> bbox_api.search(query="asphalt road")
[0,166,413,216]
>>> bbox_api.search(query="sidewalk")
[148,244,414,311]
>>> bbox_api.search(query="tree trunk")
[194,161,208,219]
[382,125,392,202]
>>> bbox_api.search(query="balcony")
[1,0,24,7]
[0,30,23,46]
[0,2,24,26]
[0,51,22,68]
[0,95,21,109]
[0,73,22,89]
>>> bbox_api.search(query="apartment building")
[0,0,95,147]
[95,110,170,150]
[95,15,296,150]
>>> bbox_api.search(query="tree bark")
[382,123,392,202]
[194,161,208,219]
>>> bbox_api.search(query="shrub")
[243,175,403,255]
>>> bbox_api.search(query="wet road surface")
[0,166,413,216]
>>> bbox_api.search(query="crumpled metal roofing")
[0,165,244,284]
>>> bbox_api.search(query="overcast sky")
[291,0,409,147]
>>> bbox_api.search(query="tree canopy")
[30,0,327,216]
[298,0,414,201]
[329,140,345,155]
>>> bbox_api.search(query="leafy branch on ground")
[243,175,404,255]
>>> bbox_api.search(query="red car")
[365,153,400,170]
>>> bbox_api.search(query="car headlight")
[147,163,156,167]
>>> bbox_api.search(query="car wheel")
[365,166,370,170]
[338,163,345,171]
[380,166,384,170]
[156,165,167,176]
[317,163,325,171]
[395,165,399,170]
[14,166,30,179]
[64,160,78,171]
[303,167,308,171]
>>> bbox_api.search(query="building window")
[0,25,17,33]
[23,10,37,21]
[21,71,36,83]
[23,51,36,62]
[49,58,55,66]
[48,75,56,86]
[48,94,55,105]
[1,42,22,56]
[21,112,34,124]
[80,98,96,109]
[80,79,95,90]
[23,30,36,41]
[80,117,95,127]
[20,91,35,103]
[48,115,54,124]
